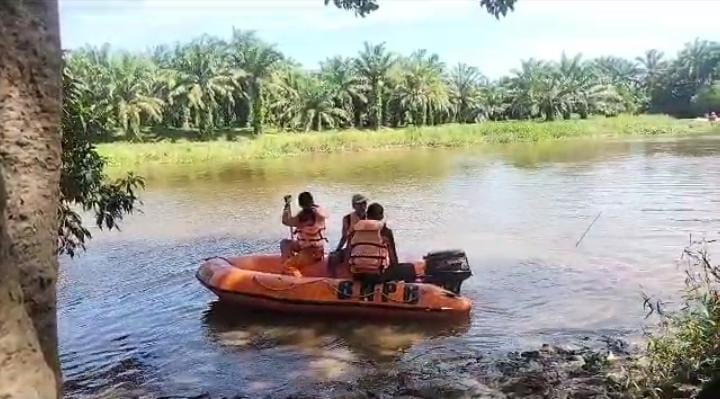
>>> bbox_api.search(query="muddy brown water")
[59,135,720,398]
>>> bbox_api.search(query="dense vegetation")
[63,32,720,143]
[60,68,144,256]
[97,116,718,168]
[623,238,720,398]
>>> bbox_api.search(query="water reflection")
[110,148,455,191]
[202,301,470,363]
[61,135,720,397]
[493,139,633,169]
[640,135,720,158]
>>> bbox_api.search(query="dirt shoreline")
[161,337,641,399]
[291,339,633,399]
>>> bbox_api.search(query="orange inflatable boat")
[196,250,473,319]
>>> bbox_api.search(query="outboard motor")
[422,250,472,295]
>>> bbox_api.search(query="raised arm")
[282,197,297,227]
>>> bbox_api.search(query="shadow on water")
[63,351,157,399]
[490,139,633,169]
[442,134,720,170]
[641,135,720,158]
[201,300,471,363]
[110,148,455,191]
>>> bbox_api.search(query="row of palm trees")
[63,32,720,140]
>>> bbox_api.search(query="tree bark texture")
[0,0,63,397]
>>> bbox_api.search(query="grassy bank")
[621,237,720,398]
[98,115,720,168]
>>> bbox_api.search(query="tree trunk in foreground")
[0,0,63,398]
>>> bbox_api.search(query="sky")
[59,0,719,78]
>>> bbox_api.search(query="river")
[59,135,720,398]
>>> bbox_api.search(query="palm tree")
[535,68,570,121]
[636,49,667,85]
[319,56,367,127]
[149,44,175,68]
[482,83,509,121]
[64,48,116,139]
[228,28,263,49]
[281,77,350,132]
[76,43,113,69]
[266,66,303,130]
[394,66,429,125]
[509,58,574,121]
[448,63,485,123]
[593,56,640,88]
[392,50,450,126]
[507,58,547,119]
[635,49,667,111]
[353,42,395,129]
[585,84,625,116]
[648,40,720,116]
[593,56,643,113]
[228,29,282,135]
[62,65,115,140]
[410,50,450,125]
[676,39,720,86]
[58,30,720,135]
[165,38,238,134]
[691,80,720,114]
[107,54,164,140]
[557,53,598,119]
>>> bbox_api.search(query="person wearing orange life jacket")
[348,203,398,296]
[281,192,329,276]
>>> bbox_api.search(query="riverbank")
[286,338,636,399]
[168,336,712,399]
[97,115,720,169]
[138,338,638,399]
[63,137,720,398]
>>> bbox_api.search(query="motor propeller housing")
[422,249,472,294]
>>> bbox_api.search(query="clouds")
[59,0,472,44]
[451,0,720,77]
[59,0,720,77]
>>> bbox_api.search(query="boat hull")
[196,255,472,320]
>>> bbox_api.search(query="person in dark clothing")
[335,193,368,253]
[328,194,368,276]
[366,202,398,266]
[363,203,416,284]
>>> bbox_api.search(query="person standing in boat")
[348,203,398,296]
[281,192,329,276]
[328,194,368,276]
